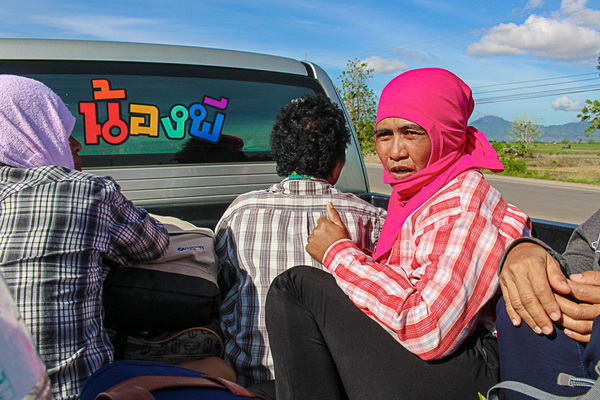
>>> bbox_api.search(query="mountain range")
[471,115,591,142]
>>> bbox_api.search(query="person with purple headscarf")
[0,75,169,400]
[264,68,532,399]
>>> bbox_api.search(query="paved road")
[366,163,600,225]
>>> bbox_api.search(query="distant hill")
[470,115,591,142]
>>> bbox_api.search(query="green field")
[532,142,600,153]
[490,142,600,185]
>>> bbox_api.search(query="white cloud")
[551,95,584,111]
[466,1,600,62]
[526,0,544,8]
[556,0,600,29]
[364,56,409,74]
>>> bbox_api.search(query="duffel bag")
[80,361,267,400]
[106,323,223,364]
[103,215,222,361]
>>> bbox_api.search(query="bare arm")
[499,241,572,335]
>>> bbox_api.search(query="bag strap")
[487,379,600,400]
[95,375,266,400]
[488,381,580,400]
[110,329,130,361]
[488,360,600,400]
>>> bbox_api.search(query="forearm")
[498,236,563,272]
[498,227,596,277]
[105,187,169,265]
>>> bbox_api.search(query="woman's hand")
[306,202,350,263]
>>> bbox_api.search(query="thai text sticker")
[79,79,229,146]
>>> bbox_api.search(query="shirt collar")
[268,177,337,196]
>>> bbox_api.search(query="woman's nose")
[389,135,407,160]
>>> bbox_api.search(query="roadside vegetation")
[489,142,600,185]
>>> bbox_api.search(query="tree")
[578,99,600,136]
[577,56,600,136]
[337,59,377,154]
[511,113,542,155]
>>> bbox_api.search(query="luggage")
[103,215,223,362]
[80,361,267,400]
[106,324,223,364]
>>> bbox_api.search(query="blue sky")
[2,0,600,126]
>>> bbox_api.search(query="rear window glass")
[0,61,324,167]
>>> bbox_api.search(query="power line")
[472,71,600,103]
[317,0,583,66]
[395,0,573,52]
[472,72,599,89]
[475,77,599,95]
[476,84,600,104]
[395,2,598,55]
[318,0,563,64]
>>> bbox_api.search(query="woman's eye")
[374,131,392,140]
[406,130,425,137]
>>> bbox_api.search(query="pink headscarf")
[373,68,504,262]
[0,75,75,169]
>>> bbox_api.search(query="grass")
[498,143,600,185]
[363,143,600,185]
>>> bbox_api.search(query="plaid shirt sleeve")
[100,177,169,266]
[322,172,531,360]
[215,210,240,289]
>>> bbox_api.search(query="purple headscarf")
[0,75,75,169]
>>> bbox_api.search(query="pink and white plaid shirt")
[323,170,531,360]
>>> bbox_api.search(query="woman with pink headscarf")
[265,68,532,399]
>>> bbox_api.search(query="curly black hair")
[270,94,350,179]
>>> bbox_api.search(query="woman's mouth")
[389,166,414,179]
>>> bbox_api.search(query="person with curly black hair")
[270,94,349,181]
[214,93,386,398]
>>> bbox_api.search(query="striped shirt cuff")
[322,238,359,270]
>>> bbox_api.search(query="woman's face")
[374,117,432,180]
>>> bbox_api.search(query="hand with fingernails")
[500,241,600,343]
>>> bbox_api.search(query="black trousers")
[265,266,500,400]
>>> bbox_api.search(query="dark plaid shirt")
[0,165,168,400]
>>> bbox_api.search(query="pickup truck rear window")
[0,61,324,168]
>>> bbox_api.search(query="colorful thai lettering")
[161,105,189,140]
[130,104,159,137]
[78,79,230,146]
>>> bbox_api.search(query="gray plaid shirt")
[0,165,168,400]
[216,177,387,386]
